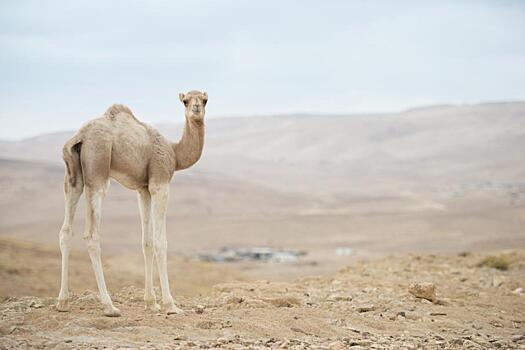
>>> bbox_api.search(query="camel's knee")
[153,238,167,256]
[59,229,73,252]
[86,238,101,256]
[142,237,154,255]
[64,175,83,197]
[148,183,169,203]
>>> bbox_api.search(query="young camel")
[56,90,207,317]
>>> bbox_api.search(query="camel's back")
[78,104,162,189]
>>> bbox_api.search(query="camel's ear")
[179,93,185,103]
[202,92,208,106]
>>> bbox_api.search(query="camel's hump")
[104,104,135,119]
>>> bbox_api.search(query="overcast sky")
[1,1,524,139]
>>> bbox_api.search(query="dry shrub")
[477,255,511,271]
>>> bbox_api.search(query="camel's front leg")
[150,183,183,315]
[137,188,160,312]
[84,186,120,317]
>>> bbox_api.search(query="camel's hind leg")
[56,172,83,312]
[137,187,160,312]
[84,182,120,317]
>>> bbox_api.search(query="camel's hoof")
[144,300,161,312]
[103,304,121,317]
[165,303,184,315]
[56,299,70,312]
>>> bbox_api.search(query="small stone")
[327,293,352,302]
[512,334,525,342]
[29,299,44,309]
[405,313,421,321]
[216,337,228,344]
[194,305,205,314]
[435,298,450,306]
[224,296,244,305]
[291,326,308,334]
[408,282,437,302]
[356,304,375,313]
[328,340,345,350]
[492,275,505,287]
[512,287,523,294]
[490,320,504,328]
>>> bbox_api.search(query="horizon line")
[1,99,524,142]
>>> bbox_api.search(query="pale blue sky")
[1,1,524,139]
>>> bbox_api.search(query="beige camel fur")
[56,90,207,317]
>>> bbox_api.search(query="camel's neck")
[173,117,205,171]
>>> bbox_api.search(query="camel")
[56,90,207,317]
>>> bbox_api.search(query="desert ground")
[0,102,524,348]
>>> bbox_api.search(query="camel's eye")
[183,100,189,107]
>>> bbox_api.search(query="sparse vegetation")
[477,255,511,271]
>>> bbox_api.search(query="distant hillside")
[1,102,524,257]
[1,102,524,196]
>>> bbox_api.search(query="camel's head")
[179,90,208,122]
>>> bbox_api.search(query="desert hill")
[0,102,524,277]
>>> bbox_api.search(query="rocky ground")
[1,250,524,349]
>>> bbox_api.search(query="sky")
[1,1,524,139]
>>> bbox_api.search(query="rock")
[225,296,244,304]
[356,304,375,313]
[328,340,345,350]
[408,282,437,302]
[327,293,352,302]
[29,299,44,309]
[194,305,205,314]
[291,326,308,334]
[492,275,505,288]
[216,337,229,344]
[435,298,450,306]
[512,287,523,294]
[267,297,301,307]
[511,334,525,342]
[0,325,16,335]
[405,313,421,321]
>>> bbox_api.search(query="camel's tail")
[62,134,83,187]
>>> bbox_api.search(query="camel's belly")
[109,169,147,190]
